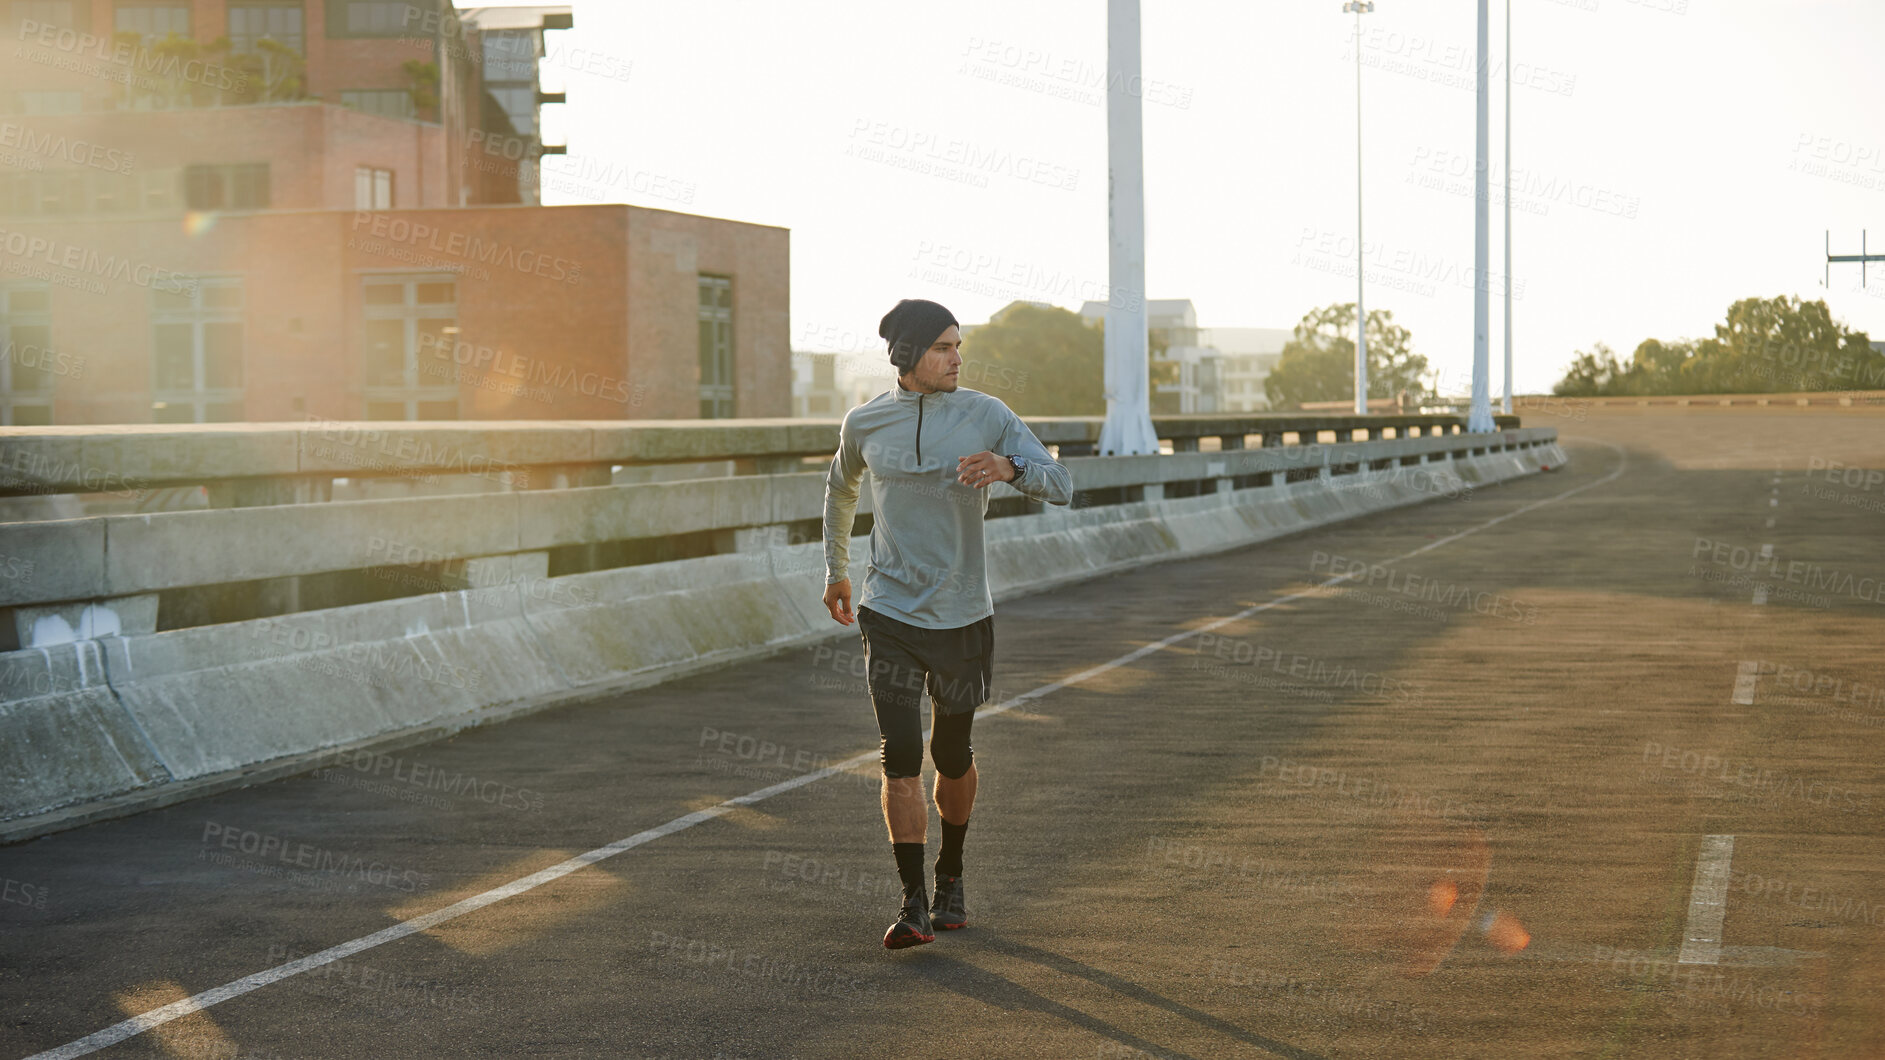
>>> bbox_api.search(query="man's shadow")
[902,930,1331,1060]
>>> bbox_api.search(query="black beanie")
[879,299,958,373]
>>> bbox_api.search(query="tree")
[1263,303,1428,410]
[1551,296,1880,396]
[958,302,1103,415]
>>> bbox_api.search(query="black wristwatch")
[1006,454,1028,478]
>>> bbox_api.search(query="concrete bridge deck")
[2,406,1882,1060]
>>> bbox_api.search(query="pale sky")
[537,0,1885,396]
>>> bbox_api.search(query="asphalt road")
[3,406,1883,1060]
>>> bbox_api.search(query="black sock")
[937,819,968,879]
[893,842,927,899]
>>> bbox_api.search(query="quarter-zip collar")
[894,382,954,463]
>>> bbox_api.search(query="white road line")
[1765,517,1775,529]
[1758,544,1773,560]
[1677,835,1736,965]
[1731,660,1759,706]
[1769,497,1778,507]
[1752,585,1769,606]
[25,442,1628,1060]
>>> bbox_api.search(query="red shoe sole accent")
[936,922,967,930]
[883,932,935,949]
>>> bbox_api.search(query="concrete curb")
[0,442,1562,842]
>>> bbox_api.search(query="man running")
[821,298,1073,949]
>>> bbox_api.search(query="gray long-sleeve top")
[823,384,1073,629]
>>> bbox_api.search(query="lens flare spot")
[183,211,218,238]
[1428,878,1458,917]
[1481,909,1531,954]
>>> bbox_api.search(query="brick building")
[0,0,790,424]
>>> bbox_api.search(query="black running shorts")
[856,606,994,716]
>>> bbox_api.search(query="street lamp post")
[1502,0,1513,415]
[1468,0,1496,433]
[1344,1,1374,416]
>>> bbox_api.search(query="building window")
[17,90,83,114]
[0,286,55,425]
[354,166,393,209]
[183,163,270,210]
[486,86,537,135]
[697,274,734,419]
[339,89,415,120]
[228,3,304,54]
[151,279,244,423]
[340,0,419,35]
[482,29,538,82]
[0,168,179,217]
[11,0,76,28]
[114,2,189,39]
[361,274,457,421]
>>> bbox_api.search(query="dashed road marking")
[1732,661,1759,706]
[1677,835,1736,965]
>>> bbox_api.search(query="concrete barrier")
[0,440,1565,840]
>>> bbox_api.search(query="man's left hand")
[956,451,1015,489]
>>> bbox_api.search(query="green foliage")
[1263,303,1429,410]
[1552,296,1882,396]
[227,38,306,103]
[960,303,1104,415]
[403,60,441,118]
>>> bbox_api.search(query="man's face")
[903,326,963,394]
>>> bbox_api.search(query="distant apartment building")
[1204,326,1289,412]
[791,349,896,417]
[0,1,789,424]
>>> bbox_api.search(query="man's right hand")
[823,579,855,626]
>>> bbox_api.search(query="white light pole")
[1468,0,1495,433]
[1100,0,1157,456]
[1345,0,1374,416]
[1501,0,1513,415]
